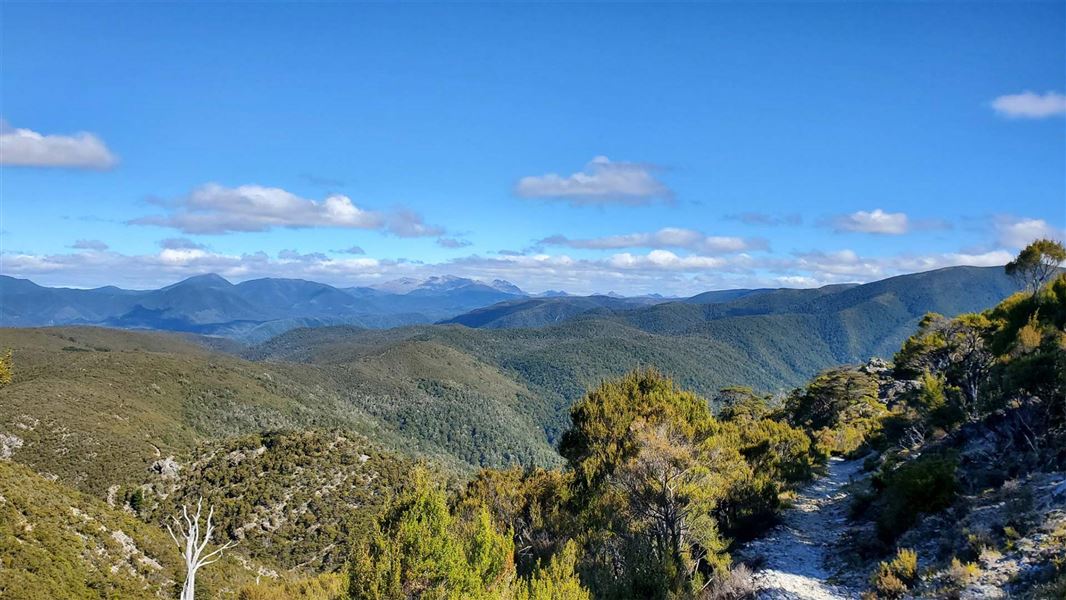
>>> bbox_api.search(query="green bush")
[874,455,957,542]
[514,541,590,600]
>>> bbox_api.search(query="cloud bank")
[4,241,1017,296]
[131,183,442,237]
[539,228,767,254]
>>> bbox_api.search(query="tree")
[611,421,739,590]
[1005,238,1066,293]
[457,467,574,575]
[785,367,880,432]
[0,351,12,386]
[713,386,771,422]
[895,313,996,421]
[559,369,744,597]
[348,468,516,600]
[167,498,236,600]
[944,314,996,418]
[515,541,590,600]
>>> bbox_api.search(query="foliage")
[514,541,590,600]
[1004,238,1066,293]
[348,469,518,600]
[711,417,816,540]
[0,351,12,386]
[238,573,347,600]
[912,370,964,431]
[786,366,887,456]
[894,312,996,420]
[872,454,957,542]
[0,460,262,599]
[713,386,773,422]
[987,274,1066,403]
[559,369,744,597]
[149,430,413,572]
[457,467,576,575]
[870,548,918,599]
[946,556,980,589]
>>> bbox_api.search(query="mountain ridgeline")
[2,266,1017,355]
[253,266,1019,417]
[0,274,528,342]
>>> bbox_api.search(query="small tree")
[167,498,236,600]
[0,350,13,386]
[1005,238,1066,293]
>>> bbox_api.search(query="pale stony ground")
[737,457,866,600]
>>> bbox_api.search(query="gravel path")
[737,457,866,600]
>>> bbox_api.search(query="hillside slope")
[438,295,664,329]
[0,460,266,599]
[253,267,1020,444]
[0,326,557,500]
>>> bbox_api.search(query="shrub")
[1032,571,1066,599]
[239,573,346,600]
[946,557,980,588]
[870,548,918,599]
[874,454,958,541]
[699,563,756,600]
[514,540,590,600]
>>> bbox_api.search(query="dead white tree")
[167,498,236,600]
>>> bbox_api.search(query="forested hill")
[444,266,1016,339]
[249,266,1020,447]
[437,294,666,329]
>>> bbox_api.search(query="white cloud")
[727,212,802,226]
[131,183,442,237]
[540,228,767,254]
[608,250,729,270]
[159,237,207,250]
[831,209,909,235]
[515,156,672,205]
[278,249,329,262]
[994,216,1066,248]
[437,237,473,249]
[385,208,445,238]
[785,248,1013,283]
[70,239,109,251]
[334,245,366,255]
[0,247,389,290]
[992,91,1066,119]
[0,120,118,169]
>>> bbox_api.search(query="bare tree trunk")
[167,498,235,600]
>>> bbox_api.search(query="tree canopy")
[1005,238,1066,293]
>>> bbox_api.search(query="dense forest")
[0,241,1064,599]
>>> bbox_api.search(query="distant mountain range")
[0,273,530,342]
[0,266,1021,350]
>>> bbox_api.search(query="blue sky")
[1,2,1064,294]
